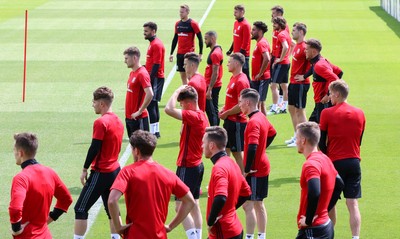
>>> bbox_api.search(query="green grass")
[1,0,399,238]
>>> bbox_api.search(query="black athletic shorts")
[288,83,310,109]
[176,162,204,199]
[246,175,269,201]
[176,54,185,72]
[296,220,334,239]
[251,79,270,102]
[333,158,362,199]
[223,119,246,152]
[125,117,150,137]
[74,167,120,219]
[151,77,165,102]
[309,102,332,123]
[272,63,290,84]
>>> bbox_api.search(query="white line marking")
[162,0,217,96]
[85,0,216,235]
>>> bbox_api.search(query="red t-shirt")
[111,160,189,239]
[274,29,291,64]
[251,37,271,81]
[175,19,201,54]
[188,73,207,112]
[125,66,152,119]
[272,23,290,58]
[243,111,276,177]
[320,102,366,161]
[298,151,337,228]
[290,41,310,84]
[9,164,73,238]
[224,73,250,123]
[207,155,251,239]
[177,110,208,167]
[92,112,124,173]
[232,18,251,56]
[145,37,165,78]
[311,56,341,103]
[204,46,223,88]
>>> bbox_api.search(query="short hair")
[296,122,320,147]
[177,86,198,102]
[271,5,284,15]
[230,53,245,66]
[14,132,38,158]
[93,86,114,105]
[294,22,307,35]
[184,52,200,66]
[205,126,227,150]
[272,16,286,29]
[129,130,157,157]
[123,46,140,58]
[306,38,322,52]
[234,4,245,12]
[253,21,268,34]
[205,30,217,39]
[240,88,259,104]
[329,80,349,99]
[180,4,190,12]
[143,21,157,32]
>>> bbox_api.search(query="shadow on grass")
[370,6,400,38]
[157,141,179,148]
[269,176,299,188]
[268,144,297,150]
[69,187,82,195]
[72,142,90,145]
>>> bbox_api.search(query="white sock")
[74,235,85,239]
[271,104,277,111]
[186,229,197,239]
[155,122,160,133]
[246,234,254,239]
[111,234,120,239]
[149,123,156,134]
[258,233,266,239]
[278,95,283,105]
[195,229,202,239]
[293,132,296,138]
[352,237,359,239]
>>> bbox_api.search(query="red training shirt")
[244,111,276,177]
[111,160,189,239]
[188,73,207,112]
[205,46,223,88]
[125,66,152,119]
[9,163,73,238]
[272,23,290,58]
[232,18,251,56]
[290,41,310,84]
[175,19,201,54]
[320,102,366,162]
[224,73,250,123]
[92,112,124,173]
[251,37,271,81]
[145,37,165,78]
[177,110,208,167]
[207,155,251,239]
[298,151,337,228]
[274,29,291,64]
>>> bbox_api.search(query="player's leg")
[223,119,244,172]
[254,201,267,238]
[190,163,204,239]
[100,168,121,238]
[328,206,337,225]
[212,87,221,126]
[177,54,188,85]
[346,199,361,238]
[258,79,269,116]
[296,84,309,126]
[269,65,281,114]
[279,83,288,113]
[243,57,251,82]
[242,200,256,238]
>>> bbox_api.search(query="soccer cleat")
[154,132,161,138]
[267,109,278,115]
[285,137,295,144]
[279,109,287,114]
[287,141,297,147]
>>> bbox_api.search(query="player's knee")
[74,210,89,220]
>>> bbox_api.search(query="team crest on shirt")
[131,77,136,83]
[297,48,300,54]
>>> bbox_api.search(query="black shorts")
[125,117,149,137]
[223,119,246,152]
[251,79,270,102]
[333,158,362,199]
[242,57,250,81]
[296,220,334,239]
[309,102,332,123]
[288,84,310,109]
[246,175,269,201]
[271,63,290,84]
[74,168,120,219]
[151,77,165,102]
[176,163,204,199]
[176,54,185,72]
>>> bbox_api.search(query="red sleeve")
[138,70,152,88]
[172,173,190,198]
[319,109,329,131]
[52,170,73,212]
[241,23,251,50]
[315,63,339,94]
[267,123,277,137]
[259,41,269,53]
[303,161,321,181]
[153,42,163,64]
[9,174,28,223]
[110,168,129,193]
[182,110,198,126]
[174,21,179,34]
[239,175,251,197]
[247,121,260,145]
[278,32,289,46]
[235,78,250,100]
[212,167,229,197]
[191,21,201,34]
[210,51,222,66]
[92,119,106,140]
